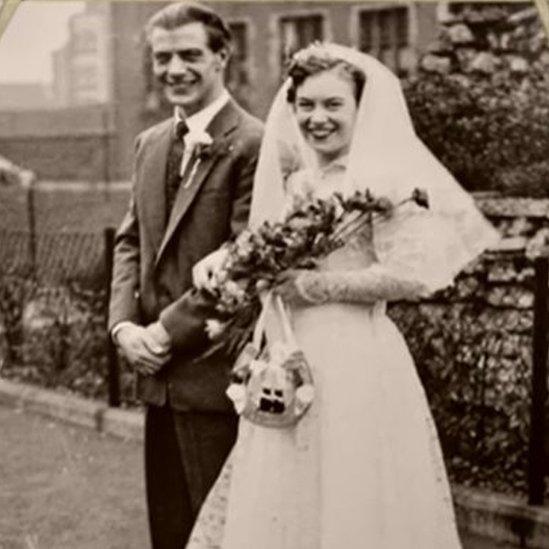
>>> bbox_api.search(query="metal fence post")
[528,255,549,505]
[104,227,120,407]
[102,107,111,184]
[23,172,37,278]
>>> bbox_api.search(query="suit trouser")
[145,403,238,549]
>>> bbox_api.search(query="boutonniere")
[182,130,214,188]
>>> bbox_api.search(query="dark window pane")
[379,10,391,48]
[359,12,374,51]
[226,22,250,108]
[396,7,408,47]
[279,14,324,68]
[358,7,409,73]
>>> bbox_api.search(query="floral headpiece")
[290,41,334,64]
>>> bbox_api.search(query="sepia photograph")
[0,0,548,548]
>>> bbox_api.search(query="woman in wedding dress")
[187,43,499,549]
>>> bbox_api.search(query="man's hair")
[286,52,366,105]
[145,2,233,53]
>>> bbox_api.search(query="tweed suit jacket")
[109,99,263,412]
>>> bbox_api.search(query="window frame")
[225,17,254,108]
[269,9,332,81]
[350,2,417,77]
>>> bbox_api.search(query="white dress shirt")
[175,88,230,134]
[175,89,230,176]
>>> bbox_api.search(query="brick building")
[108,1,440,179]
[0,1,441,182]
[0,83,53,111]
[52,2,113,107]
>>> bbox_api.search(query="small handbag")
[226,292,315,428]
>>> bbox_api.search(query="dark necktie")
[165,119,189,219]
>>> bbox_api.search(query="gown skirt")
[187,299,462,549]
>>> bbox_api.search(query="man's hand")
[114,322,171,376]
[145,320,172,353]
[192,247,229,294]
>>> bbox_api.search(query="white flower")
[226,383,247,413]
[224,280,246,300]
[526,228,549,260]
[180,130,214,184]
[184,130,213,152]
[235,228,253,245]
[205,319,226,340]
[293,41,330,63]
[249,358,268,376]
[295,384,315,408]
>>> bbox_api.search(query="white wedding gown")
[186,164,462,549]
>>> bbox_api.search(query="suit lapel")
[155,100,240,267]
[141,119,172,255]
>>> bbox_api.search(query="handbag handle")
[273,294,298,349]
[251,291,298,350]
[251,290,273,349]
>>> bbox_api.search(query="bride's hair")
[286,47,366,105]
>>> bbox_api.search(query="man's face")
[150,22,227,115]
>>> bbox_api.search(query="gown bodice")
[285,162,378,273]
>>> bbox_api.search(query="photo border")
[0,0,548,44]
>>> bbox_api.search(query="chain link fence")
[0,183,135,405]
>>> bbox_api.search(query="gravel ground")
[0,405,519,549]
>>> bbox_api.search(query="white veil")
[249,43,500,294]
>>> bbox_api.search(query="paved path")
[0,405,518,549]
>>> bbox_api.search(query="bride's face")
[293,68,358,166]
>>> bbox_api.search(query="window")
[142,42,154,98]
[279,14,324,70]
[73,66,97,91]
[73,29,98,54]
[142,42,169,114]
[226,22,250,109]
[359,7,409,75]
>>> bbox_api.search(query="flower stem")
[330,197,412,245]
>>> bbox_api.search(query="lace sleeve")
[293,264,428,305]
[292,203,449,305]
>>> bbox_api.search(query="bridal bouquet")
[203,187,429,359]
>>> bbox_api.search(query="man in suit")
[108,3,263,546]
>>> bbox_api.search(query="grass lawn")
[0,406,148,549]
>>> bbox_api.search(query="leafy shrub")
[403,2,549,197]
[0,271,137,408]
[389,254,535,495]
[391,303,530,494]
[0,267,36,366]
[403,64,549,195]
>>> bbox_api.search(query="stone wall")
[421,4,547,75]
[388,195,549,493]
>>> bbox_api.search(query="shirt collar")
[174,89,230,135]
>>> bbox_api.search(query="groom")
[108,3,263,546]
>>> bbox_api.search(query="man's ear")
[215,47,230,71]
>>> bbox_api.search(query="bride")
[187,43,499,548]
